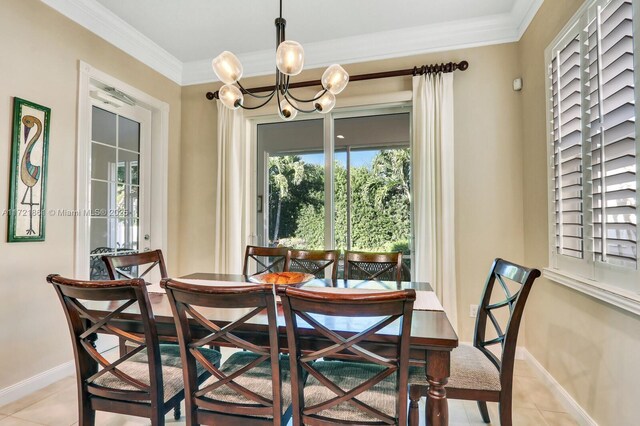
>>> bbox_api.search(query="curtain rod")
[205,60,469,100]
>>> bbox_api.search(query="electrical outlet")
[469,304,479,318]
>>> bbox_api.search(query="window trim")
[543,268,640,316]
[544,0,640,313]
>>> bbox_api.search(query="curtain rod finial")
[458,61,469,71]
[206,91,217,100]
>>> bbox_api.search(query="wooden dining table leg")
[425,349,450,426]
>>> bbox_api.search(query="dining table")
[88,273,458,426]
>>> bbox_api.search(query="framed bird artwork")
[7,97,51,242]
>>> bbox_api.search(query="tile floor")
[0,357,578,425]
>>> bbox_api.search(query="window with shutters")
[545,0,640,302]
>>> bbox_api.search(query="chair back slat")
[103,249,168,281]
[281,286,415,425]
[161,279,284,423]
[473,258,541,389]
[47,274,163,405]
[243,245,289,276]
[285,249,339,281]
[344,251,403,282]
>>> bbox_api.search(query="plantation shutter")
[551,35,584,259]
[588,0,637,268]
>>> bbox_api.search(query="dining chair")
[102,249,168,282]
[343,251,403,282]
[284,249,339,281]
[47,274,221,425]
[102,249,169,356]
[161,279,292,425]
[280,286,415,425]
[243,245,289,276]
[408,258,541,426]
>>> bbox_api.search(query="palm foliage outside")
[268,148,411,255]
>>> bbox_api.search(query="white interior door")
[86,95,151,353]
[87,99,152,281]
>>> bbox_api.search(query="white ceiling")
[42,0,543,86]
[93,0,515,62]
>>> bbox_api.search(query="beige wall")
[0,0,182,389]
[520,0,640,424]
[8,3,630,421]
[179,43,526,341]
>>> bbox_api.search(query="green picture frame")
[7,97,51,242]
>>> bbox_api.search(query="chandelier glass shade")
[212,0,349,118]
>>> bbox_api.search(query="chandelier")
[212,0,349,120]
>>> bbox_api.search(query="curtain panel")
[412,73,458,331]
[212,101,251,273]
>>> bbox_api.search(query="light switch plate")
[469,304,479,317]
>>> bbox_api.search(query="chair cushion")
[91,344,221,403]
[409,344,501,392]
[199,351,293,418]
[303,360,398,423]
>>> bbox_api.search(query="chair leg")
[118,337,128,357]
[78,389,95,426]
[408,385,422,426]
[150,409,165,426]
[477,401,491,423]
[173,403,181,420]
[78,405,95,426]
[186,403,198,426]
[499,399,512,426]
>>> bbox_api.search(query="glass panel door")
[255,109,412,279]
[257,119,325,249]
[88,103,150,280]
[334,113,412,278]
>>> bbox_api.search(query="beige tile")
[512,377,537,409]
[0,417,43,426]
[449,399,471,423]
[512,407,548,426]
[0,376,75,416]
[540,410,579,426]
[12,389,77,426]
[462,400,501,424]
[514,359,537,378]
[517,376,566,413]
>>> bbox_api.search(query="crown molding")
[41,0,183,85]
[41,0,543,87]
[513,0,545,38]
[182,0,543,85]
[183,14,516,86]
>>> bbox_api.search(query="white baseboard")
[520,348,597,426]
[0,361,75,407]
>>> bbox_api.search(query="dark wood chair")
[243,245,289,276]
[102,249,169,356]
[161,279,292,425]
[284,249,339,281]
[102,249,168,282]
[408,258,541,426]
[47,274,221,425]
[344,251,403,282]
[280,286,415,425]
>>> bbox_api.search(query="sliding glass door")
[257,119,325,250]
[256,108,412,277]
